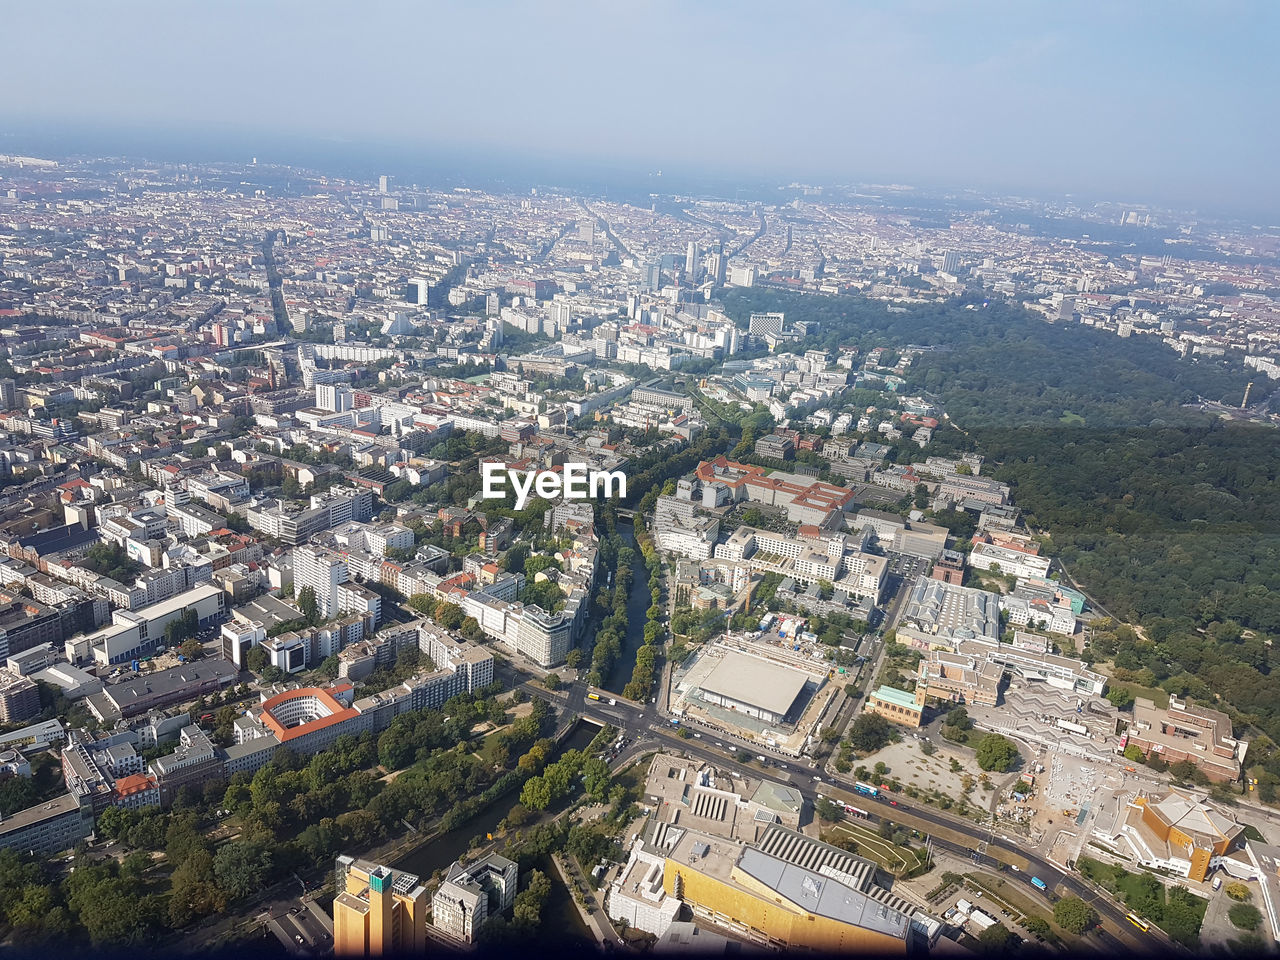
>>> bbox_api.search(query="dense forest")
[724,288,1280,792]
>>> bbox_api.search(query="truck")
[1030,877,1047,892]
[608,698,617,706]
[1213,876,1223,891]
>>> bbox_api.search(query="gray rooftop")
[700,651,809,718]
[105,658,237,710]
[736,846,909,940]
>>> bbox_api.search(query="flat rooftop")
[700,650,809,719]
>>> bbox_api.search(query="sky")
[5,1,1278,214]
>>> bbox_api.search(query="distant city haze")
[3,1,1278,216]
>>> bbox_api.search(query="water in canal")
[601,518,651,695]
[394,720,600,881]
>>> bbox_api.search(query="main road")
[523,676,1173,955]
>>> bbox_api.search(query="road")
[526,674,1171,955]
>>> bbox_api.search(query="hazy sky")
[6,1,1277,212]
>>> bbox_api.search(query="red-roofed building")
[111,772,160,810]
[257,686,361,750]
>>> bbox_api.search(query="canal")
[393,719,600,946]
[601,518,651,695]
[394,719,601,880]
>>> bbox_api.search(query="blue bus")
[1030,877,1047,892]
[853,781,879,798]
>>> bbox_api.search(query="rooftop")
[870,685,920,711]
[700,650,809,719]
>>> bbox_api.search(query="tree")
[1053,896,1098,934]
[513,869,551,928]
[816,798,843,822]
[504,544,529,575]
[974,734,1019,772]
[1123,744,1144,762]
[298,585,319,626]
[168,847,226,928]
[214,839,272,901]
[544,673,561,691]
[1225,881,1251,901]
[847,714,893,753]
[977,922,1014,952]
[407,594,435,615]
[1106,686,1135,710]
[245,645,268,673]
[582,756,612,802]
[1229,903,1262,931]
[435,602,465,630]
[1023,916,1053,941]
[565,649,583,669]
[179,638,203,661]
[520,776,553,811]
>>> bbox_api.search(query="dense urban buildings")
[0,144,1278,957]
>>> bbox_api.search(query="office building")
[1127,695,1248,783]
[333,855,427,957]
[685,241,699,278]
[0,791,94,856]
[405,278,430,304]
[748,312,784,336]
[432,853,518,942]
[642,261,662,292]
[708,251,726,286]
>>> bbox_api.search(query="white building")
[292,545,349,619]
[968,542,1052,580]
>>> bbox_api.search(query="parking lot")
[885,551,928,584]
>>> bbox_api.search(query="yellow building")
[864,685,925,728]
[333,854,427,957]
[661,825,912,953]
[1119,791,1244,883]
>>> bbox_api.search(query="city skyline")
[4,1,1278,217]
